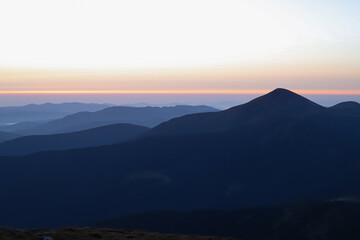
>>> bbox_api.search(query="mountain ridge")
[0,123,149,156]
[0,89,359,228]
[0,102,111,126]
[147,88,326,137]
[19,105,218,135]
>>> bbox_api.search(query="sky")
[0,0,359,106]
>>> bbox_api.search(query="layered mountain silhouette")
[148,88,325,136]
[0,120,47,133]
[0,131,21,143]
[0,89,359,228]
[0,123,149,156]
[0,102,111,126]
[19,105,218,135]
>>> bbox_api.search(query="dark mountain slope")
[0,118,359,228]
[95,201,360,240]
[330,101,360,116]
[148,88,325,136]
[0,89,359,228]
[0,131,21,143]
[0,123,149,156]
[20,105,218,135]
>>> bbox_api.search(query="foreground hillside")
[0,228,234,240]
[0,89,359,227]
[95,201,360,240]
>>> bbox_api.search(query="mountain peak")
[270,88,295,94]
[149,89,325,137]
[266,88,304,99]
[245,88,323,114]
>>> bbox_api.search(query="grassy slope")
[0,228,236,240]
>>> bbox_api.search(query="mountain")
[0,123,149,156]
[0,102,111,128]
[0,120,48,133]
[19,105,218,135]
[0,131,21,143]
[330,101,360,116]
[148,88,325,136]
[0,89,359,228]
[94,201,360,240]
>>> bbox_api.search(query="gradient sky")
[0,0,359,105]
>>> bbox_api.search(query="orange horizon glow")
[0,89,359,95]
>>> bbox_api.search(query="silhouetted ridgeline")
[18,105,218,135]
[0,131,21,143]
[329,101,360,116]
[0,89,359,229]
[0,102,111,126]
[0,123,149,156]
[147,88,329,136]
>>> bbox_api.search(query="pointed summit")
[244,88,323,114]
[254,88,313,104]
[148,88,325,136]
[269,88,297,95]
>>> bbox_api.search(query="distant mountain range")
[0,120,47,133]
[0,123,149,156]
[0,88,359,228]
[0,102,111,128]
[18,105,218,135]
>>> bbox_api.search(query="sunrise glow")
[0,89,359,96]
[0,0,359,104]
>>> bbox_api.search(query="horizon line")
[0,89,359,95]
